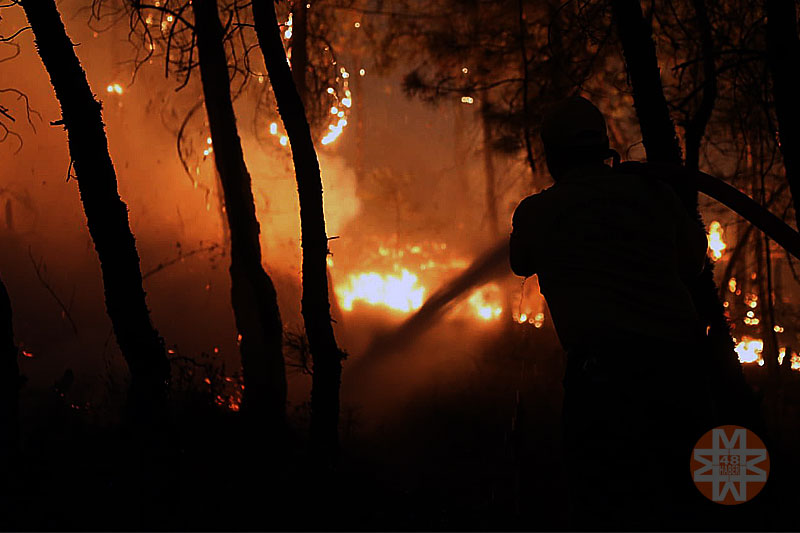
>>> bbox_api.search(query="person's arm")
[509,195,540,277]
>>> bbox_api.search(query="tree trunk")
[610,0,754,424]
[756,231,779,376]
[766,0,800,231]
[0,277,18,457]
[20,0,169,417]
[290,1,309,108]
[684,0,717,172]
[252,0,345,462]
[192,0,287,426]
[610,0,683,165]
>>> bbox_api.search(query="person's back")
[510,162,706,354]
[511,96,714,529]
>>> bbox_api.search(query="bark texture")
[252,0,345,460]
[0,277,18,456]
[193,0,287,425]
[21,0,169,415]
[766,0,800,231]
[610,0,755,424]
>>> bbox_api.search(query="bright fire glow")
[337,269,425,312]
[735,337,763,365]
[707,221,726,261]
[321,118,348,145]
[467,284,503,320]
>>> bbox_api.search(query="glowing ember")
[337,269,425,312]
[707,221,726,260]
[321,118,348,145]
[735,337,763,365]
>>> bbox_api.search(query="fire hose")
[362,170,800,359]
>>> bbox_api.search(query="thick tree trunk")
[0,277,18,457]
[610,0,754,424]
[193,0,287,426]
[252,0,345,461]
[20,0,169,416]
[766,0,800,231]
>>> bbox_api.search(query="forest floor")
[1,323,799,531]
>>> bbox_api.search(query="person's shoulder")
[513,187,557,214]
[512,189,554,226]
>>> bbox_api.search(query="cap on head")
[541,96,609,153]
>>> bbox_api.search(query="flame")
[778,347,800,370]
[467,283,503,320]
[707,221,726,261]
[337,269,425,312]
[735,336,763,365]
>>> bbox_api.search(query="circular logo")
[691,425,769,505]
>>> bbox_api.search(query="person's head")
[541,96,611,180]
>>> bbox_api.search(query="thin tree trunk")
[0,277,18,457]
[290,1,309,108]
[610,0,683,165]
[684,0,717,172]
[756,231,780,375]
[252,0,345,462]
[20,0,169,416]
[517,0,536,181]
[610,0,754,423]
[193,0,287,425]
[766,0,800,231]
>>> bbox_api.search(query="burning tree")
[18,0,170,419]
